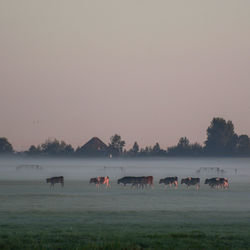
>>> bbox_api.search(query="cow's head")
[89,178,95,184]
[159,179,164,184]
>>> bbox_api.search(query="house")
[77,137,108,156]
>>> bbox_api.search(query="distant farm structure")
[76,137,108,157]
[16,164,43,170]
[196,167,225,176]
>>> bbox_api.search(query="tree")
[41,139,74,156]
[132,141,139,156]
[27,145,42,156]
[167,137,190,156]
[167,137,203,156]
[236,135,250,155]
[153,142,161,153]
[0,137,13,154]
[64,144,74,155]
[108,134,125,156]
[177,137,190,148]
[205,118,238,156]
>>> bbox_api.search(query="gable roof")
[79,137,108,155]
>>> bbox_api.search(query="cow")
[159,177,178,189]
[46,176,64,189]
[117,176,136,186]
[90,176,110,189]
[146,176,154,188]
[117,176,153,189]
[181,177,200,190]
[205,177,229,189]
[131,176,154,189]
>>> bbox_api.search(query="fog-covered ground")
[0,157,249,213]
[0,157,249,181]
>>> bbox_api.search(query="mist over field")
[1,157,249,181]
[0,157,249,213]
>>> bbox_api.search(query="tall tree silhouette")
[0,137,13,154]
[108,134,125,156]
[205,118,238,155]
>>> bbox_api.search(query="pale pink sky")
[0,1,250,151]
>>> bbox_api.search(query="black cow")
[159,177,178,189]
[46,176,64,189]
[117,176,136,186]
[117,176,153,189]
[181,177,200,190]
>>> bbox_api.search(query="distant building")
[77,137,108,157]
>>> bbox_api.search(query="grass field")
[0,210,250,249]
[1,181,250,249]
[0,158,250,249]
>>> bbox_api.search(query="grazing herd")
[46,175,229,190]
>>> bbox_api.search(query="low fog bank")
[0,157,249,183]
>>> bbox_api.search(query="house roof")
[80,137,108,154]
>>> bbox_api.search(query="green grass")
[0,211,250,249]
[1,172,250,249]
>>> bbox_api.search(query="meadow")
[0,157,250,249]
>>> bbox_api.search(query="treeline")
[0,117,250,157]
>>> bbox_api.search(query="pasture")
[0,157,250,249]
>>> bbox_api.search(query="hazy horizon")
[1,1,250,151]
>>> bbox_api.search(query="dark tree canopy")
[132,142,139,154]
[127,141,139,156]
[0,137,13,154]
[41,139,74,156]
[177,137,190,148]
[153,143,161,153]
[108,134,125,156]
[237,135,250,155]
[27,145,42,155]
[167,137,203,156]
[205,118,238,155]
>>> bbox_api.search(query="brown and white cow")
[90,176,110,188]
[205,177,229,189]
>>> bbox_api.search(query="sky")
[0,0,250,151]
